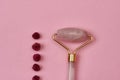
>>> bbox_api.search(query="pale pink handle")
[68,62,75,80]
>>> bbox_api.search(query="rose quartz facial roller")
[52,28,94,80]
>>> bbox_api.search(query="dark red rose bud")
[32,43,41,51]
[32,75,40,80]
[32,64,41,71]
[32,32,40,39]
[33,54,41,62]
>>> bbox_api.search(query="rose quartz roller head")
[52,27,94,80]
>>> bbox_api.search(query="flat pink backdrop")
[0,0,120,80]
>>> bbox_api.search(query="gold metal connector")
[68,54,76,62]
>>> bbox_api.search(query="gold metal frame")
[52,33,94,62]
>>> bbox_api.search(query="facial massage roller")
[52,27,94,80]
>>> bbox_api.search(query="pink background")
[0,0,120,80]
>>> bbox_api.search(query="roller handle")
[68,62,75,80]
[68,54,76,80]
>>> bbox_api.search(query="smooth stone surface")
[56,28,89,42]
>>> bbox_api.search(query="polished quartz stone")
[56,28,89,42]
